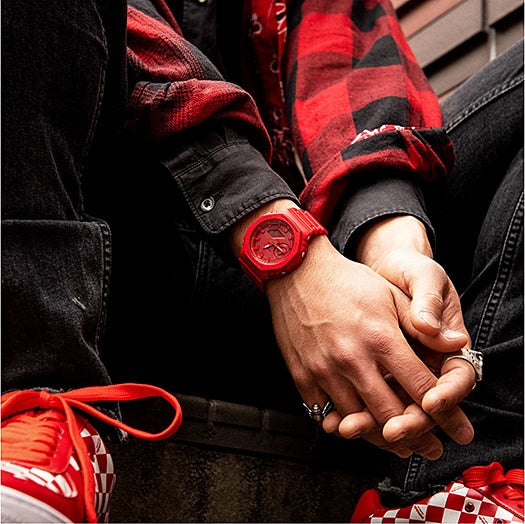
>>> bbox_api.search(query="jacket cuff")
[330,176,435,259]
[160,125,298,236]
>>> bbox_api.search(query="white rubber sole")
[1,486,72,523]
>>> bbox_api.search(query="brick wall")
[394,0,524,98]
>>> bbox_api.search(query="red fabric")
[283,0,452,222]
[126,0,454,225]
[126,3,272,160]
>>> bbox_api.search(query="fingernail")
[419,310,441,329]
[455,425,474,444]
[390,431,407,442]
[442,329,465,340]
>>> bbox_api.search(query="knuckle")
[364,329,398,358]
[375,406,403,425]
[407,371,438,402]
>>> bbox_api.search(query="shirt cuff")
[330,175,435,259]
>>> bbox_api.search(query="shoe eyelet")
[465,502,475,513]
[495,519,503,524]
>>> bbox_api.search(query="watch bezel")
[238,208,327,291]
[245,215,303,270]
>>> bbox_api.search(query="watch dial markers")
[250,219,294,263]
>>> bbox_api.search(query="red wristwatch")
[239,208,327,291]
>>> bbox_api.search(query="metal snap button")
[200,197,215,212]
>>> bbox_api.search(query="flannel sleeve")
[284,0,454,251]
[125,0,297,237]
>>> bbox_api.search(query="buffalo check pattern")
[126,0,455,225]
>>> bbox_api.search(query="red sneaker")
[351,462,524,523]
[1,384,182,523]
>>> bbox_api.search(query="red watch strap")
[285,208,327,237]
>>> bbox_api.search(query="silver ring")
[442,348,483,382]
[303,400,335,423]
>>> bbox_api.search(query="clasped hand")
[266,216,477,460]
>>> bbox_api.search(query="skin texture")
[230,200,476,460]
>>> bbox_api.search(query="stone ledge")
[108,395,387,522]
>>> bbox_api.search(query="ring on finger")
[442,347,483,383]
[303,399,336,423]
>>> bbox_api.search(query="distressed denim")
[383,40,524,501]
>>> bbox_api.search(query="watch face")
[250,218,295,265]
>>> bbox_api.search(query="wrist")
[265,233,329,295]
[356,215,432,267]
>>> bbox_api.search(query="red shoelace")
[463,461,524,512]
[1,383,183,523]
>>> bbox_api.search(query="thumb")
[409,282,469,353]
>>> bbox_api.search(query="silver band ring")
[442,348,483,382]
[303,399,335,423]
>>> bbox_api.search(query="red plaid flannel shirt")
[126,0,454,227]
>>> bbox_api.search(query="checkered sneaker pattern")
[80,425,116,523]
[1,383,182,523]
[369,482,518,523]
[352,462,524,523]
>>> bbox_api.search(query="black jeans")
[384,40,524,500]
[2,0,127,393]
[2,0,523,498]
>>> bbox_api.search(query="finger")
[318,377,369,434]
[372,335,440,414]
[337,417,413,458]
[423,360,477,414]
[322,409,342,434]
[421,363,476,446]
[345,366,415,429]
[391,430,444,460]
[393,284,469,352]
[428,404,474,445]
[381,404,444,460]
[358,420,443,460]
[382,403,436,442]
[338,410,378,439]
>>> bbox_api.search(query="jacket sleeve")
[284,0,454,250]
[125,0,297,238]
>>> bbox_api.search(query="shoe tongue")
[2,409,73,471]
[504,470,524,504]
[462,462,507,488]
[507,469,525,488]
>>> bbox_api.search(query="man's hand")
[231,206,476,459]
[352,214,479,447]
[265,235,475,459]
